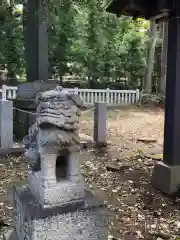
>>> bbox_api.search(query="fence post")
[13,88,17,99]
[94,102,107,147]
[136,89,140,103]
[106,88,110,105]
[0,99,13,149]
[2,84,7,101]
[74,87,79,95]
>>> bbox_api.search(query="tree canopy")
[0,0,163,91]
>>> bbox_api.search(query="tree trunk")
[59,75,63,85]
[159,21,168,94]
[144,20,157,93]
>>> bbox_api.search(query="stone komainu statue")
[23,86,83,171]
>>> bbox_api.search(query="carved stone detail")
[23,86,83,172]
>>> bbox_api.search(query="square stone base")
[28,171,85,208]
[4,185,107,240]
[152,162,180,194]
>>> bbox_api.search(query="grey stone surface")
[28,170,85,208]
[152,162,180,194]
[22,86,85,207]
[23,86,83,171]
[94,103,107,145]
[0,100,13,149]
[6,186,107,240]
[27,149,85,207]
[17,82,59,99]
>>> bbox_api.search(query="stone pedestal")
[0,100,13,149]
[4,149,108,239]
[28,150,85,208]
[28,171,85,207]
[4,186,107,240]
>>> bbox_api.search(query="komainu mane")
[23,86,83,171]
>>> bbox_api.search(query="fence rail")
[0,85,140,105]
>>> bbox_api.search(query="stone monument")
[4,87,107,240]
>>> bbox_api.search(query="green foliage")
[48,0,76,80]
[0,1,24,80]
[0,0,151,88]
[140,93,165,107]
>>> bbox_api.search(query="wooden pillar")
[152,4,180,194]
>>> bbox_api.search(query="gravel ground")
[1,106,180,240]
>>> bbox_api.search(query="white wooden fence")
[65,88,140,105]
[0,85,140,105]
[0,85,17,100]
